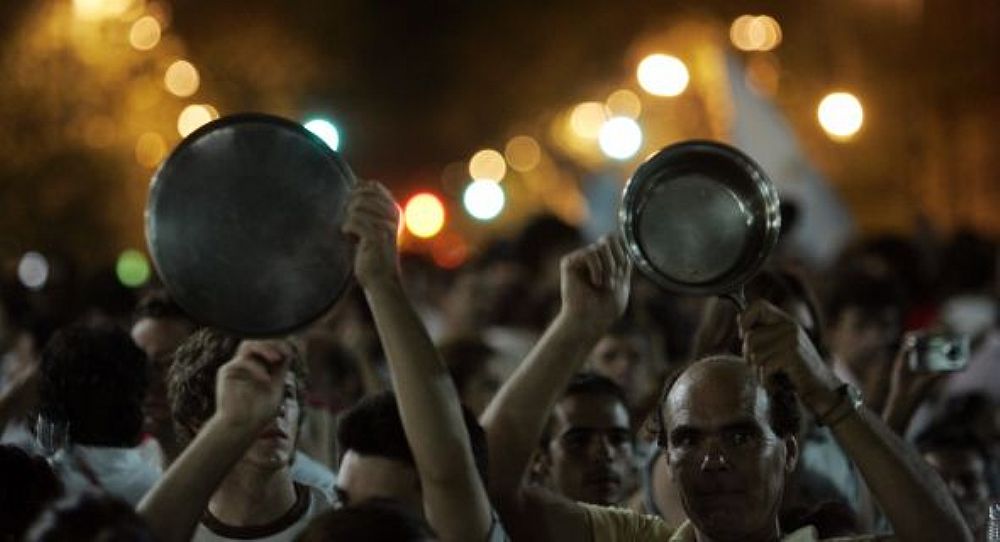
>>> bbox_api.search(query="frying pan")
[619,140,781,310]
[146,113,357,337]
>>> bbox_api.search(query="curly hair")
[38,325,148,447]
[651,355,801,448]
[167,328,307,447]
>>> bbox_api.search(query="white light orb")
[598,117,643,160]
[463,180,505,221]
[304,119,341,151]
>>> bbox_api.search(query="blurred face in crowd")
[589,333,646,404]
[923,449,991,536]
[336,452,422,512]
[543,392,634,506]
[131,316,195,432]
[242,371,301,470]
[663,360,796,540]
[828,306,900,371]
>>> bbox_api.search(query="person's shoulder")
[291,451,337,504]
[303,482,335,515]
[579,502,675,542]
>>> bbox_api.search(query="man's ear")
[783,434,799,473]
[529,448,551,484]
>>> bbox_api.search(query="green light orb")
[116,249,151,288]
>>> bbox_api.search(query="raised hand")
[739,299,842,413]
[558,235,632,336]
[215,339,295,432]
[882,340,944,433]
[341,180,401,290]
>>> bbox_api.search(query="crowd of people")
[0,180,997,541]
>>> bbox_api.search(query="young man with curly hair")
[156,329,331,541]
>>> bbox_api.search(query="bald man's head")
[655,356,801,540]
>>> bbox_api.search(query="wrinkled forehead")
[663,360,770,430]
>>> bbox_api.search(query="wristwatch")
[815,384,864,427]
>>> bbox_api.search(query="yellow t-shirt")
[581,504,894,542]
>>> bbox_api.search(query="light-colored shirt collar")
[669,521,819,542]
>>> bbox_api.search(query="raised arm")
[137,341,293,542]
[740,301,972,542]
[480,236,631,542]
[342,181,492,542]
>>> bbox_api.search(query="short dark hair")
[132,288,193,323]
[297,499,437,542]
[651,356,801,447]
[541,372,631,447]
[565,372,629,409]
[337,391,489,486]
[915,424,999,496]
[168,328,307,447]
[25,492,153,542]
[39,325,148,447]
[0,445,63,541]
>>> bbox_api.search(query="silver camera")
[904,331,970,373]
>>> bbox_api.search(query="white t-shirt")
[49,444,162,506]
[192,483,332,542]
[290,450,337,503]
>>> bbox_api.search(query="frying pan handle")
[723,289,748,313]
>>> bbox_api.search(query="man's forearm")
[829,407,972,541]
[363,277,492,541]
[137,415,257,542]
[481,311,603,501]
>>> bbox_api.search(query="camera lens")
[943,344,957,360]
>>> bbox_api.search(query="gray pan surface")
[620,140,780,300]
[146,113,356,337]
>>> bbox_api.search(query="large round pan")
[619,140,780,309]
[146,113,357,337]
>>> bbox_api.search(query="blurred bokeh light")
[403,192,446,239]
[177,104,218,137]
[818,92,864,141]
[606,89,642,119]
[636,54,689,97]
[730,15,782,52]
[463,180,505,220]
[129,16,162,51]
[570,102,609,139]
[598,117,642,159]
[164,60,200,98]
[17,252,49,290]
[304,119,341,151]
[468,149,506,181]
[73,0,136,21]
[504,136,541,173]
[135,132,167,168]
[116,249,151,288]
[431,232,468,269]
